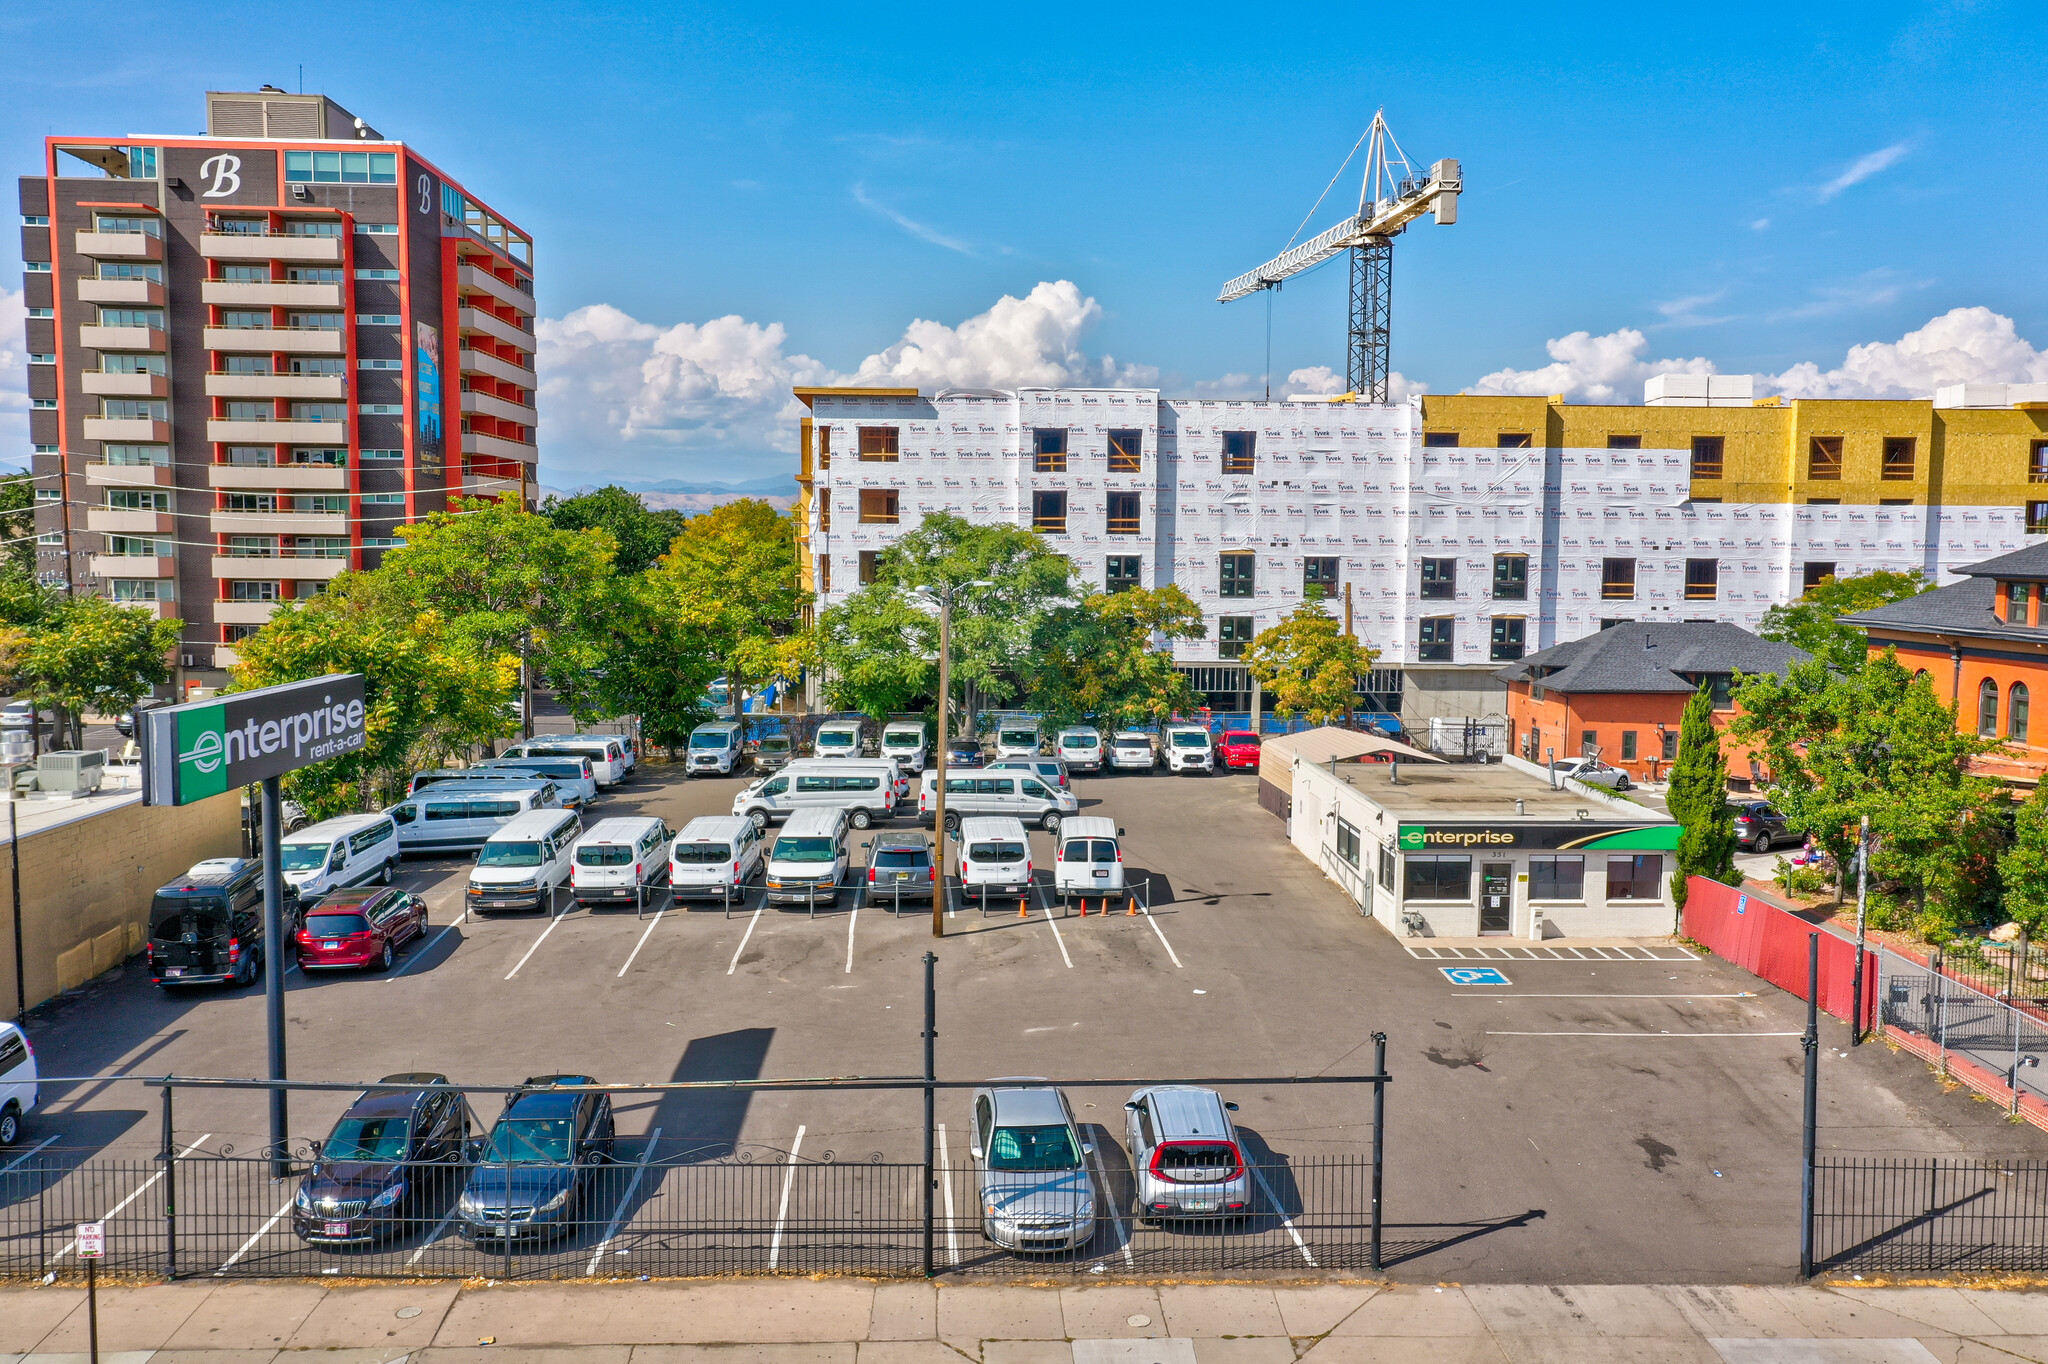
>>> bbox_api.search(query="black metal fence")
[1811,1157,2048,1273]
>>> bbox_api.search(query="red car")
[296,886,429,973]
[1218,730,1262,769]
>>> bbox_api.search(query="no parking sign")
[1439,967,1512,986]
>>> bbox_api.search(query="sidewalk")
[8,1279,2048,1363]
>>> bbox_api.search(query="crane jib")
[1216,165,1462,304]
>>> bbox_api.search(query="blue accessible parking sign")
[1439,967,1512,986]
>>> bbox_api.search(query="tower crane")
[1217,112,1461,403]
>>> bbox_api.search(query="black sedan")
[458,1075,616,1244]
[292,1073,470,1245]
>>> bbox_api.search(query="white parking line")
[1042,905,1074,969]
[618,905,667,977]
[504,905,569,981]
[845,902,859,974]
[1085,1143,1133,1267]
[727,903,764,975]
[1248,1163,1317,1267]
[1141,906,1184,969]
[405,1204,462,1267]
[585,1126,663,1275]
[0,1133,59,1173]
[215,1194,294,1274]
[50,1134,212,1261]
[766,1125,805,1270]
[936,1122,959,1266]
[388,920,461,981]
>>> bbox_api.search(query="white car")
[0,1021,38,1146]
[1109,732,1156,773]
[1553,757,1632,792]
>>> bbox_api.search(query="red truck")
[1218,730,1262,769]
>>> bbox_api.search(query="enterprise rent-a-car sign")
[141,674,367,806]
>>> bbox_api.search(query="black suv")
[1732,802,1792,853]
[458,1076,616,1244]
[865,832,936,904]
[146,858,273,988]
[293,1073,471,1245]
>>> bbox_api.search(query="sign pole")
[77,1219,103,1364]
[262,775,288,1179]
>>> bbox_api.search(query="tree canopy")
[1244,601,1380,725]
[646,499,805,718]
[1759,569,1931,673]
[540,485,690,575]
[1665,683,1738,909]
[1028,586,1206,729]
[15,594,180,748]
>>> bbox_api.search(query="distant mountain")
[538,474,797,497]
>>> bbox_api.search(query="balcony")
[86,508,174,535]
[212,553,348,580]
[456,305,531,350]
[81,370,168,398]
[200,279,345,309]
[213,644,242,666]
[460,389,537,424]
[458,346,534,385]
[213,600,284,625]
[74,231,162,261]
[198,232,343,264]
[82,416,171,443]
[202,327,346,355]
[209,509,348,536]
[77,277,164,306]
[85,462,173,487]
[461,430,538,465]
[204,372,347,400]
[450,471,525,500]
[206,418,349,444]
[207,462,349,491]
[89,554,176,580]
[79,324,166,353]
[456,264,536,317]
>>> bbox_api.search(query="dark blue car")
[457,1075,615,1244]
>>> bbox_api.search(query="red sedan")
[1218,730,1262,769]
[296,887,429,973]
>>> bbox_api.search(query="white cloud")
[844,281,1157,391]
[1762,306,2048,399]
[1465,328,1716,403]
[1749,217,1771,231]
[1656,291,1732,327]
[1283,364,1427,402]
[851,182,971,255]
[1816,142,1911,201]
[0,287,25,465]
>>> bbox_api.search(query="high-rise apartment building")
[18,88,537,692]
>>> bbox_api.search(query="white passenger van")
[880,720,929,772]
[812,718,866,759]
[958,816,1032,905]
[501,736,625,787]
[763,807,849,907]
[790,755,909,805]
[732,761,896,831]
[571,816,674,908]
[387,782,557,856]
[917,768,1078,833]
[1053,815,1126,901]
[686,721,746,777]
[669,815,765,901]
[279,813,401,900]
[468,807,583,913]
[0,1021,39,1146]
[1162,723,1216,774]
[993,721,1042,761]
[1056,726,1104,773]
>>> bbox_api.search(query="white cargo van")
[958,816,1032,905]
[812,718,866,759]
[764,807,849,907]
[880,720,929,772]
[0,1021,38,1146]
[685,721,746,777]
[468,808,583,913]
[571,816,673,908]
[279,813,401,900]
[917,768,1077,833]
[1056,727,1104,773]
[732,761,896,831]
[1163,723,1216,774]
[1054,815,1126,901]
[669,815,764,901]
[387,781,557,855]
[502,737,624,787]
[993,721,1042,760]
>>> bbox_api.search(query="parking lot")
[14,734,2048,1283]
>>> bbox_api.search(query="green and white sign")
[1397,821,1681,852]
[141,674,367,806]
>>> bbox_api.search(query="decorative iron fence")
[1811,1157,2048,1273]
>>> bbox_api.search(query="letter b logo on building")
[199,154,242,197]
[176,703,229,802]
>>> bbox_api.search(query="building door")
[1479,863,1513,935]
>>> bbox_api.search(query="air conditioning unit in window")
[181,654,196,668]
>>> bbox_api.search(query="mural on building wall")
[414,320,444,474]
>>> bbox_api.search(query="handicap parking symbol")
[1439,967,1512,986]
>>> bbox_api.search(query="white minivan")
[1163,724,1216,774]
[812,718,866,759]
[1056,726,1104,773]
[686,722,746,777]
[764,807,849,907]
[880,720,929,772]
[958,816,1032,905]
[502,737,625,787]
[669,815,765,902]
[993,721,1042,761]
[732,762,897,831]
[918,768,1078,833]
[0,1021,38,1146]
[571,816,673,908]
[387,782,557,855]
[279,813,402,901]
[1054,815,1126,902]
[468,807,583,913]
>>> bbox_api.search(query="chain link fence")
[1876,945,2048,1116]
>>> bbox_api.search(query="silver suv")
[970,1079,1097,1253]
[1124,1085,1249,1223]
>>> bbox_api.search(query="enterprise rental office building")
[1288,755,1681,940]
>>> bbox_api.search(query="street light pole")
[932,589,952,939]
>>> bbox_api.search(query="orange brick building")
[1494,622,1809,785]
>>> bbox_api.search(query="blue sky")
[5,1,2046,487]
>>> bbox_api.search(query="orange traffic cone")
[1019,898,1028,918]
[1078,898,1088,917]
[1126,898,1137,916]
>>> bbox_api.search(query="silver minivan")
[971,1079,1097,1253]
[279,814,402,900]
[502,738,624,787]
[732,762,896,831]
[1124,1086,1249,1223]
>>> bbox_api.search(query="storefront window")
[1528,856,1585,901]
[1335,818,1360,868]
[1404,855,1472,901]
[1377,846,1395,891]
[1605,855,1663,901]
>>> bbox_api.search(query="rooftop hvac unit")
[15,749,105,798]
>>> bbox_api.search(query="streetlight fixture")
[913,581,989,938]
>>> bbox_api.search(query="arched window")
[1978,678,2000,738]
[1913,669,1930,684]
[2012,683,2032,743]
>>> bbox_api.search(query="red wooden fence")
[1681,875,1875,1023]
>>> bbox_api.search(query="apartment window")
[107,489,171,512]
[224,624,261,642]
[101,355,165,377]
[1420,558,1457,599]
[2030,503,2048,536]
[1031,490,1068,534]
[1528,856,1584,901]
[109,579,172,602]
[227,536,277,557]
[103,400,167,420]
[98,308,164,330]
[222,356,270,375]
[857,426,898,461]
[1219,552,1255,598]
[1492,554,1527,601]
[815,427,830,470]
[225,493,277,516]
[1422,432,1459,448]
[1497,432,1532,449]
[1418,617,1454,661]
[219,310,269,330]
[1607,435,1642,450]
[1303,556,1339,599]
[1218,615,1255,660]
[360,448,401,461]
[1979,677,2000,738]
[208,217,264,236]
[287,313,343,330]
[1107,491,1141,534]
[1802,561,1836,592]
[2013,683,2033,743]
[1700,673,1736,710]
[229,581,282,602]
[1684,558,1719,600]
[858,551,880,585]
[1881,437,1916,481]
[27,354,53,365]
[293,358,346,376]
[292,537,348,558]
[2032,442,2048,484]
[1335,817,1361,868]
[1620,730,1639,761]
[24,262,49,273]
[1105,555,1141,592]
[284,150,398,184]
[97,262,163,283]
[27,307,52,318]
[857,489,899,524]
[1404,855,1472,901]
[1605,855,1663,901]
[360,492,404,505]
[1108,429,1142,472]
[1490,617,1525,662]
[2008,581,2030,621]
[1690,436,1724,479]
[357,404,401,416]
[292,496,346,515]
[358,358,401,371]
[1033,429,1068,472]
[288,267,344,284]
[817,496,831,533]
[358,314,400,326]
[353,222,399,235]
[106,535,171,557]
[291,403,346,423]
[1807,436,1843,480]
[222,402,270,422]
[817,555,831,593]
[219,264,271,283]
[1601,557,1637,600]
[102,444,168,467]
[93,213,159,236]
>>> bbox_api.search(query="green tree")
[1244,601,1380,726]
[1028,586,1206,729]
[555,574,719,758]
[649,499,805,720]
[815,586,938,720]
[2001,785,2048,934]
[15,595,181,748]
[1759,569,1931,673]
[1665,683,1738,910]
[540,485,690,575]
[0,474,34,575]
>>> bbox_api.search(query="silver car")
[1552,757,1631,792]
[1109,731,1156,773]
[971,1079,1097,1253]
[1125,1085,1249,1223]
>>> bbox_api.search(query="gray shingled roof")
[1844,574,2005,636]
[1950,542,2048,581]
[1493,622,1810,694]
